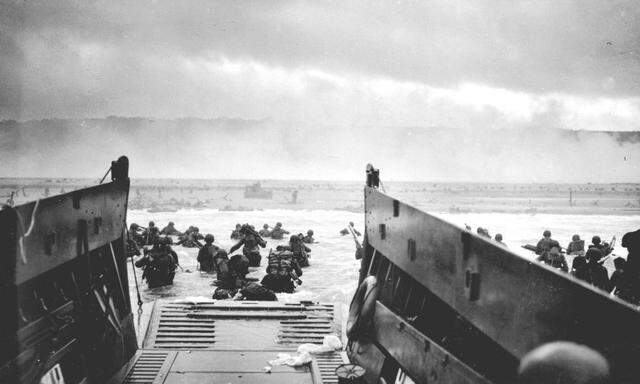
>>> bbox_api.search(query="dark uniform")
[585,248,609,292]
[229,225,267,267]
[270,223,290,240]
[537,247,568,272]
[197,234,219,273]
[278,235,312,267]
[566,234,585,255]
[176,229,203,248]
[609,257,627,297]
[535,230,561,256]
[129,223,145,247]
[240,282,277,301]
[616,229,640,304]
[135,239,178,288]
[590,236,612,257]
[142,226,160,246]
[571,255,589,282]
[213,250,235,289]
[230,224,243,240]
[261,250,303,293]
[302,230,315,244]
[213,250,249,289]
[126,237,141,258]
[127,224,142,257]
[160,221,182,236]
[258,224,271,238]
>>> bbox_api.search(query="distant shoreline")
[3,178,639,216]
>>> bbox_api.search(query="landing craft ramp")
[111,300,348,384]
[348,175,640,383]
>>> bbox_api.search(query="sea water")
[126,208,640,311]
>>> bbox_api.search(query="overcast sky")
[1,0,640,131]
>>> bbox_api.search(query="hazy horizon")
[1,2,639,183]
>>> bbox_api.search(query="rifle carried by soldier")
[349,224,363,260]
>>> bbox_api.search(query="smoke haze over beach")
[1,1,639,181]
[0,118,638,182]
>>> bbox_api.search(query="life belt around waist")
[346,275,379,340]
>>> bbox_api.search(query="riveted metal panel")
[364,187,640,381]
[1,180,129,285]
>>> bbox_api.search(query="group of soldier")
[533,229,640,305]
[223,222,316,297]
[473,226,507,247]
[126,220,319,301]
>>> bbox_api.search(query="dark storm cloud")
[1,0,640,120]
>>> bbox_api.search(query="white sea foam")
[127,209,639,308]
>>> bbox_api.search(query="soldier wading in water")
[135,237,179,288]
[229,224,267,267]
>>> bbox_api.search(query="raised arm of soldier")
[229,238,245,255]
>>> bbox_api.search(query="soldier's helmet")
[276,222,282,227]
[572,234,580,241]
[263,224,269,229]
[586,247,603,262]
[543,230,551,238]
[205,234,214,243]
[194,227,200,232]
[614,257,626,270]
[289,235,298,243]
[307,229,313,235]
[592,235,601,245]
[214,249,228,260]
[149,221,155,227]
[169,221,174,226]
[130,223,139,230]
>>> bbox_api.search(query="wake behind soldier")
[135,237,179,288]
[197,234,219,273]
[229,224,267,267]
[270,222,290,240]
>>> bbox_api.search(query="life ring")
[346,275,379,339]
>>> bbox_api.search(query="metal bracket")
[465,270,481,301]
[407,239,416,261]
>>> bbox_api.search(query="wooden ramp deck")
[110,300,348,384]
